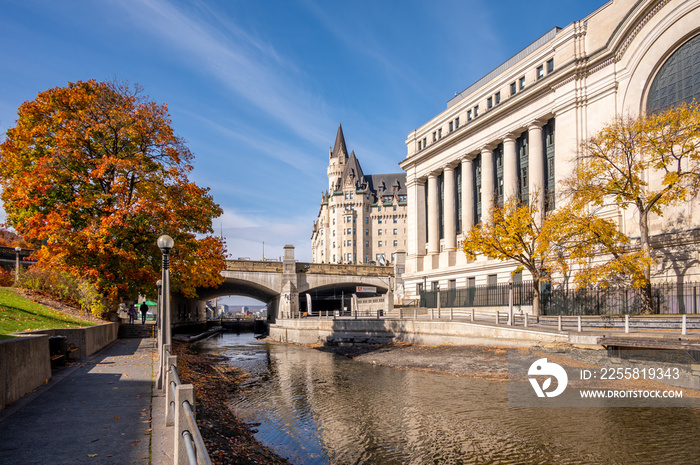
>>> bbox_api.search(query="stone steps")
[118,324,156,338]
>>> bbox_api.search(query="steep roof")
[367,173,407,197]
[330,123,349,159]
[340,150,365,188]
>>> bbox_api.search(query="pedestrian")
[140,301,148,324]
[128,304,136,324]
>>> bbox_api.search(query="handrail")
[164,346,212,465]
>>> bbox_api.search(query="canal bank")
[268,317,571,348]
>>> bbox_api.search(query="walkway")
[0,337,172,465]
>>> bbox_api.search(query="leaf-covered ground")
[174,342,290,465]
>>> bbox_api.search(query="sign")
[356,286,376,293]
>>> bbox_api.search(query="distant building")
[312,124,407,265]
[399,0,700,299]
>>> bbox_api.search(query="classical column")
[461,157,474,233]
[443,166,456,250]
[528,121,545,216]
[407,176,427,257]
[480,147,494,223]
[503,134,518,202]
[427,172,440,254]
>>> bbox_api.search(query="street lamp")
[14,247,20,284]
[157,235,174,350]
[508,276,514,326]
[156,280,162,345]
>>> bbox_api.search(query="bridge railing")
[225,260,283,272]
[299,262,394,277]
[163,344,212,465]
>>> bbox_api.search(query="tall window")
[544,118,556,211]
[517,132,529,205]
[647,33,700,114]
[455,163,462,233]
[474,155,482,224]
[494,143,504,207]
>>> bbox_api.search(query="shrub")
[17,265,112,318]
[0,267,13,287]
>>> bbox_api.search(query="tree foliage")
[462,195,575,315]
[564,101,700,312]
[0,80,225,302]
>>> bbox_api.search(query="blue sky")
[1,0,604,268]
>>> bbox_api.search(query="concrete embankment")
[2,322,118,408]
[269,318,568,348]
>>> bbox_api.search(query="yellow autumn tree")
[462,195,582,315]
[564,101,700,313]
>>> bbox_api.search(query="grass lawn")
[0,287,96,336]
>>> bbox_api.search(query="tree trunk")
[532,278,541,316]
[639,212,653,314]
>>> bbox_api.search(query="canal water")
[195,333,700,464]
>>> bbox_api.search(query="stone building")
[399,0,700,299]
[312,124,408,265]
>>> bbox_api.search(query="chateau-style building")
[400,0,700,299]
[311,124,407,265]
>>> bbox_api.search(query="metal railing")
[543,282,700,315]
[418,281,700,316]
[163,344,212,465]
[421,282,535,308]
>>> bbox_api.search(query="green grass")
[0,287,96,336]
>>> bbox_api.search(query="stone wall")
[0,334,51,408]
[27,322,118,358]
[269,318,567,348]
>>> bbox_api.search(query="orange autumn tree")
[0,80,225,309]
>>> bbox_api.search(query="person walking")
[128,304,136,324]
[139,301,148,324]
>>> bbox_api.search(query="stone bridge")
[174,245,403,325]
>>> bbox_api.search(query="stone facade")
[312,124,408,265]
[399,0,700,299]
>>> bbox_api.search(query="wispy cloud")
[217,208,312,261]
[114,0,332,148]
[181,110,322,178]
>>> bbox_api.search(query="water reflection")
[196,333,700,464]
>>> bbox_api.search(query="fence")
[420,282,534,309]
[419,281,700,316]
[163,344,212,465]
[543,282,700,315]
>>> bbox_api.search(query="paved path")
[0,338,172,465]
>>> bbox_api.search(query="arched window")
[646,33,700,114]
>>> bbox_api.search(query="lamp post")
[157,235,174,350]
[14,247,20,284]
[508,277,514,326]
[156,279,162,350]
